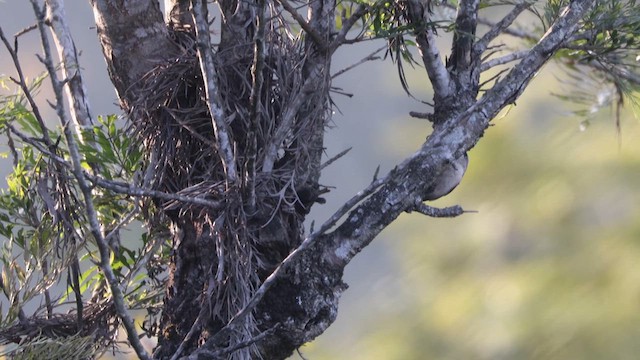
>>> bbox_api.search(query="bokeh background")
[2,2,640,359]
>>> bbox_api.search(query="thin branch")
[191,326,277,360]
[331,44,386,79]
[584,59,640,87]
[4,123,69,166]
[15,23,38,38]
[170,305,208,360]
[329,3,368,52]
[247,0,266,211]
[473,2,532,56]
[320,147,352,170]
[480,50,528,72]
[29,2,151,359]
[0,27,54,148]
[277,0,327,49]
[45,0,95,142]
[69,259,84,329]
[4,121,223,211]
[409,111,432,120]
[261,63,325,173]
[191,0,238,185]
[480,0,596,112]
[87,174,225,210]
[478,68,509,90]
[410,201,465,218]
[5,128,19,167]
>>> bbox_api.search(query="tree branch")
[481,49,529,72]
[278,0,328,50]
[190,0,597,356]
[331,45,386,79]
[191,0,238,185]
[90,0,172,105]
[450,0,480,71]
[406,0,452,99]
[261,63,325,173]
[246,0,267,210]
[0,27,54,148]
[410,201,465,218]
[45,0,94,142]
[188,175,387,359]
[329,3,368,52]
[30,2,151,359]
[473,2,532,56]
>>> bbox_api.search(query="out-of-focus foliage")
[548,0,640,128]
[302,66,640,360]
[1,334,100,360]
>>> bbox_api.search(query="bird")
[422,153,468,201]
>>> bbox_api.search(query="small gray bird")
[422,153,468,201]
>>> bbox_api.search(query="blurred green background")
[2,2,640,360]
[303,52,640,359]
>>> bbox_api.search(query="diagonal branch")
[325,0,597,267]
[0,27,54,148]
[45,0,95,142]
[278,0,328,49]
[474,2,532,56]
[329,3,369,52]
[191,0,238,185]
[261,63,325,173]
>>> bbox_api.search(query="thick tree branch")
[450,0,480,71]
[187,176,387,359]
[406,0,452,99]
[333,0,596,265]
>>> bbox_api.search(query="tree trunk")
[91,0,335,358]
